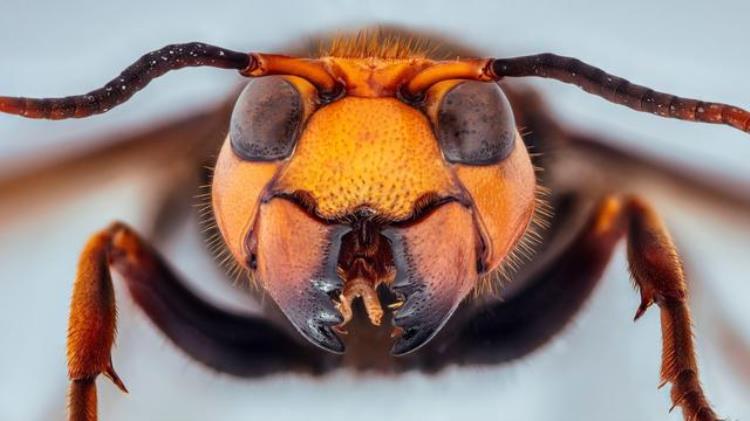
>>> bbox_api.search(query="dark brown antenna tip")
[0,42,253,119]
[488,53,750,134]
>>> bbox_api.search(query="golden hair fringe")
[320,28,439,60]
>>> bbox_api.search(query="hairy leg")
[624,196,718,420]
[66,222,330,421]
[506,83,724,419]
[443,195,720,420]
[67,227,126,421]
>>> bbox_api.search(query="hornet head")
[211,44,537,355]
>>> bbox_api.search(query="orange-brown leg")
[620,196,720,421]
[451,195,722,419]
[66,223,129,421]
[66,221,331,420]
[504,84,723,419]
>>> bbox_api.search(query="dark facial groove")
[265,190,471,228]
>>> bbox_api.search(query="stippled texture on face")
[210,70,538,354]
[273,97,463,221]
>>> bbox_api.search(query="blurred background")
[0,1,748,420]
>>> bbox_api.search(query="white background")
[0,1,748,420]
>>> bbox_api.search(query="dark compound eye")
[230,76,303,161]
[436,81,516,165]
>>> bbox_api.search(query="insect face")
[2,35,747,420]
[211,57,537,354]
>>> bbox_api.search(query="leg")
[625,197,718,420]
[66,222,331,421]
[440,196,720,420]
[511,84,724,418]
[67,227,126,421]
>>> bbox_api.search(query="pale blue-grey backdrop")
[0,1,748,420]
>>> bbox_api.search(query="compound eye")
[230,76,303,161]
[436,81,516,165]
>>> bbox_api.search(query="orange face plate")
[211,53,537,352]
[273,96,462,220]
[213,55,536,273]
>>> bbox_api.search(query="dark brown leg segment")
[66,222,330,421]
